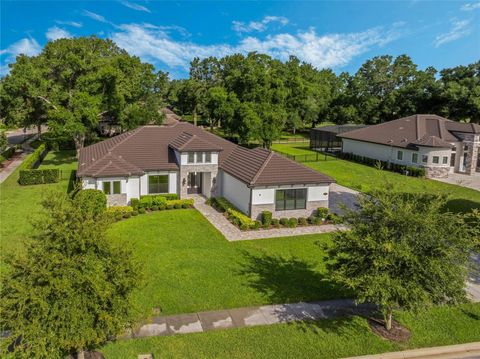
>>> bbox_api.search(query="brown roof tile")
[78,121,333,186]
[338,114,474,148]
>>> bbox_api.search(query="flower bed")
[207,197,341,231]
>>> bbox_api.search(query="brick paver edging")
[192,195,347,241]
[343,342,480,359]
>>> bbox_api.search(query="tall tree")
[1,192,140,358]
[325,189,474,331]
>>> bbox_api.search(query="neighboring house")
[77,121,334,220]
[338,114,480,178]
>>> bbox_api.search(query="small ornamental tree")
[325,189,474,331]
[0,192,140,358]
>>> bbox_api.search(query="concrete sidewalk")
[124,299,374,339]
[0,134,37,184]
[343,342,480,359]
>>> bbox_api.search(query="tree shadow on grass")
[444,198,480,214]
[237,250,351,305]
[41,151,76,167]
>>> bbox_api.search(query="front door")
[187,172,202,194]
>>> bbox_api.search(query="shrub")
[279,218,289,226]
[317,207,329,219]
[131,210,138,216]
[249,221,261,230]
[158,203,166,210]
[261,211,272,226]
[130,198,140,210]
[309,216,321,225]
[298,217,307,226]
[160,193,178,200]
[106,206,133,215]
[138,208,146,214]
[74,189,107,217]
[151,205,159,211]
[0,146,15,163]
[19,168,60,185]
[213,197,232,212]
[327,213,342,224]
[272,218,280,228]
[166,199,194,209]
[123,212,132,218]
[22,143,47,169]
[240,223,249,231]
[288,218,298,228]
[226,207,255,230]
[139,196,153,209]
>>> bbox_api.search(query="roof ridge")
[81,127,142,175]
[250,150,274,185]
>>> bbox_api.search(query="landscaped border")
[206,196,341,231]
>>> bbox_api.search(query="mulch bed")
[368,317,411,342]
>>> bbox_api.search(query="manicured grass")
[107,210,345,319]
[272,143,480,213]
[101,303,480,359]
[0,150,77,256]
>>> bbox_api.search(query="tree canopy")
[325,189,476,331]
[0,37,168,151]
[0,191,140,358]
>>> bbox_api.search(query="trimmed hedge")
[138,194,180,209]
[339,152,426,177]
[22,143,47,169]
[209,196,255,230]
[166,199,194,209]
[74,189,107,217]
[261,211,272,227]
[18,168,60,185]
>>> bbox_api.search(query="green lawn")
[108,210,345,319]
[101,303,480,359]
[0,150,77,256]
[272,143,480,213]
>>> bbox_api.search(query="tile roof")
[78,121,333,186]
[338,114,477,149]
[169,132,223,152]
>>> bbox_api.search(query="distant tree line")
[169,54,479,147]
[1,36,478,150]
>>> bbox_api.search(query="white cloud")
[0,38,41,57]
[120,0,151,13]
[461,2,480,11]
[82,10,108,23]
[232,16,289,33]
[0,38,42,76]
[111,22,404,71]
[46,26,72,41]
[434,19,471,47]
[56,20,83,28]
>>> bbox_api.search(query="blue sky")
[1,1,479,78]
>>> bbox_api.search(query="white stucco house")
[338,114,480,178]
[77,121,334,220]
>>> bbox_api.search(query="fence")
[273,138,309,144]
[275,150,335,163]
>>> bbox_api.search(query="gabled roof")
[78,121,334,186]
[169,132,223,152]
[338,114,475,149]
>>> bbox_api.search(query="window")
[188,152,195,164]
[148,175,168,194]
[103,181,111,195]
[422,155,428,163]
[196,152,203,163]
[432,156,439,164]
[442,156,449,165]
[102,181,121,195]
[205,152,211,163]
[412,153,418,163]
[397,150,403,161]
[275,189,307,211]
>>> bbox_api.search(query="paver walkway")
[124,299,374,339]
[431,172,480,192]
[192,195,348,241]
[0,134,37,184]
